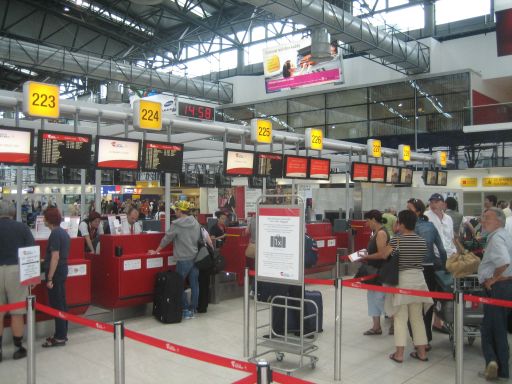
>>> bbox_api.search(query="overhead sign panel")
[23,81,60,119]
[133,100,162,131]
[398,144,411,162]
[305,128,323,151]
[250,119,272,144]
[367,139,382,158]
[436,151,447,167]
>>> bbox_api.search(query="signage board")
[460,177,478,187]
[436,151,447,167]
[367,139,381,158]
[483,177,512,187]
[250,119,272,144]
[398,144,411,162]
[133,100,162,130]
[18,246,41,286]
[305,128,323,151]
[23,81,60,119]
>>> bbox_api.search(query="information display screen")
[350,162,369,182]
[424,170,437,186]
[437,171,448,186]
[37,130,91,169]
[0,127,34,165]
[284,155,308,179]
[95,136,141,170]
[178,102,215,121]
[254,152,283,178]
[142,141,183,173]
[369,164,385,183]
[224,149,255,176]
[309,158,330,180]
[400,168,413,185]
[385,166,400,184]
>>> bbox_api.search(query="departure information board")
[142,141,184,173]
[38,131,92,168]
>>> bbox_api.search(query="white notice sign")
[68,264,87,277]
[257,207,302,282]
[18,246,41,286]
[327,239,336,247]
[316,240,325,248]
[146,257,163,269]
[35,216,51,239]
[123,259,142,271]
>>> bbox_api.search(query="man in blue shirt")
[478,207,512,381]
[0,201,35,361]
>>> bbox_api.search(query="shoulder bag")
[379,239,399,286]
[195,227,215,271]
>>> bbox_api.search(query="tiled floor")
[0,283,505,383]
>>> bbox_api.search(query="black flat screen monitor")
[309,158,331,180]
[350,162,369,182]
[224,149,255,177]
[0,127,34,166]
[423,170,437,186]
[400,168,413,185]
[437,170,448,186]
[95,136,141,170]
[369,164,386,183]
[37,130,92,169]
[142,141,183,173]
[284,155,309,179]
[254,152,283,178]
[385,166,400,184]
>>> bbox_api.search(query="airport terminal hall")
[1,0,512,383]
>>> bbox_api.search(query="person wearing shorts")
[0,200,35,362]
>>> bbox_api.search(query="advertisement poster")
[207,188,219,214]
[257,207,302,282]
[18,246,41,286]
[97,138,140,169]
[262,41,344,93]
[0,128,32,164]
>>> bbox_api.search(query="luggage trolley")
[250,195,319,375]
[435,273,484,357]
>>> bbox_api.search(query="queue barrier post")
[26,296,36,384]
[455,291,464,384]
[114,321,125,384]
[243,267,250,358]
[334,278,342,382]
[257,360,272,384]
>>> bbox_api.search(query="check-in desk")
[88,233,172,309]
[305,223,337,266]
[32,237,91,319]
[351,220,372,252]
[219,227,249,286]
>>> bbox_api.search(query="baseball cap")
[429,193,444,202]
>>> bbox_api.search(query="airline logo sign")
[398,144,411,162]
[367,139,381,158]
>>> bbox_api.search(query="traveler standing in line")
[121,206,142,235]
[445,197,463,241]
[78,211,103,254]
[501,200,512,218]
[149,201,200,320]
[382,208,397,238]
[358,210,390,336]
[0,201,35,361]
[477,207,512,381]
[407,198,447,350]
[484,195,498,209]
[386,210,432,363]
[42,208,70,348]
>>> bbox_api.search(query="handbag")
[195,227,215,271]
[379,239,399,286]
[354,264,380,284]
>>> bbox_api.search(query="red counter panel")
[220,227,249,286]
[306,222,332,237]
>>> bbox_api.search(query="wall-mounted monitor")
[254,152,283,178]
[437,170,448,186]
[309,158,331,180]
[369,164,386,183]
[423,170,437,186]
[0,127,34,166]
[95,136,141,170]
[224,149,255,176]
[385,166,400,184]
[142,141,183,173]
[284,155,308,179]
[350,162,369,182]
[400,168,413,185]
[37,130,92,169]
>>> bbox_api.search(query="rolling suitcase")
[153,271,183,324]
[257,281,290,302]
[271,296,299,336]
[272,290,323,336]
[303,290,323,334]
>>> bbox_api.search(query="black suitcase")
[271,290,323,336]
[153,271,183,324]
[257,281,290,302]
[303,290,323,334]
[271,296,299,336]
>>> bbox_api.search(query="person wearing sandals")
[386,210,433,363]
[407,198,447,350]
[358,210,390,336]
[42,208,70,348]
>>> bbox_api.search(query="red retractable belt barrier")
[35,303,114,333]
[465,294,512,309]
[0,301,25,313]
[343,281,454,300]
[273,372,315,384]
[232,374,258,384]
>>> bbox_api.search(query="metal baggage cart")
[435,274,484,356]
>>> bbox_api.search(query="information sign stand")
[249,195,319,374]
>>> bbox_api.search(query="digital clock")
[178,102,215,121]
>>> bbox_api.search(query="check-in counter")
[351,220,372,252]
[32,237,91,320]
[219,227,249,286]
[306,223,337,267]
[89,233,172,309]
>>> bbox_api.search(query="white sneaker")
[486,361,498,381]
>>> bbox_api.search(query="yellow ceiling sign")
[250,119,272,144]
[398,144,411,162]
[133,100,162,130]
[483,177,512,187]
[23,81,60,119]
[459,178,477,187]
[367,139,381,158]
[305,128,323,151]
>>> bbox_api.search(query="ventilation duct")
[0,37,232,103]
[241,0,429,74]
